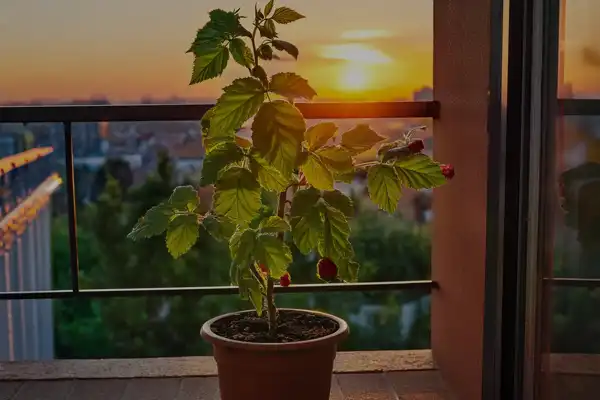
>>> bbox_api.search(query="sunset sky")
[0,0,598,104]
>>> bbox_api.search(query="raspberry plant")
[128,1,453,336]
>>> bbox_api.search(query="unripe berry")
[317,258,337,280]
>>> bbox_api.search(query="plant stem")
[266,190,288,337]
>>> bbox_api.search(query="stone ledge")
[0,350,434,381]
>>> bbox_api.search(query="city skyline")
[1,0,599,103]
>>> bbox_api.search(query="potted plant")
[128,2,454,399]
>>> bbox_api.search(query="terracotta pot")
[201,308,349,400]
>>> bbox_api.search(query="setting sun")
[339,64,370,91]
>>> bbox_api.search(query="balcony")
[2,0,600,399]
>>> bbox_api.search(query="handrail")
[0,101,440,123]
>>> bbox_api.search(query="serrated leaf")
[200,141,245,186]
[166,214,199,258]
[229,228,256,267]
[290,207,322,254]
[272,7,305,24]
[128,204,174,241]
[213,167,262,225]
[229,38,254,68]
[269,72,316,101]
[290,187,322,217]
[202,214,236,242]
[264,0,275,16]
[258,216,291,234]
[323,190,354,218]
[316,145,354,172]
[237,266,264,316]
[319,205,353,265]
[190,46,230,85]
[258,44,275,59]
[335,170,356,184]
[248,151,288,192]
[255,233,292,278]
[341,124,386,155]
[305,122,337,151]
[252,100,306,177]
[301,152,334,190]
[394,154,447,189]
[338,259,360,282]
[272,40,299,59]
[208,9,244,37]
[209,77,265,138]
[169,186,199,211]
[367,164,402,213]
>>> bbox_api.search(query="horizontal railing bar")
[545,277,600,288]
[559,99,600,116]
[0,101,439,123]
[0,280,436,300]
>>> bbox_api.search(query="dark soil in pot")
[211,309,339,343]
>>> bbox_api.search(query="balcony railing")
[1,98,600,303]
[0,101,441,303]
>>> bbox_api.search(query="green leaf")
[316,145,354,172]
[338,259,360,283]
[319,205,353,265]
[169,186,198,211]
[209,77,265,138]
[202,214,236,242]
[264,0,275,16]
[208,9,244,37]
[323,190,354,218]
[367,164,402,213]
[271,40,299,59]
[269,72,316,101]
[290,207,323,254]
[290,187,322,217]
[229,38,254,68]
[305,122,337,151]
[248,151,289,192]
[394,154,447,189]
[128,204,174,241]
[237,266,264,316]
[341,124,386,155]
[258,216,291,234]
[229,227,256,267]
[255,233,292,278]
[252,100,306,177]
[166,214,200,258]
[190,46,230,85]
[186,10,243,54]
[200,141,245,186]
[257,43,275,59]
[213,167,262,225]
[301,152,334,190]
[260,20,277,38]
[272,7,305,24]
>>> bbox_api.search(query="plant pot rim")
[201,308,349,351]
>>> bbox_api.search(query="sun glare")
[340,30,392,40]
[339,64,370,91]
[319,44,392,65]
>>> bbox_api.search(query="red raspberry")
[440,164,455,180]
[407,140,425,154]
[317,258,337,280]
[279,273,291,287]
